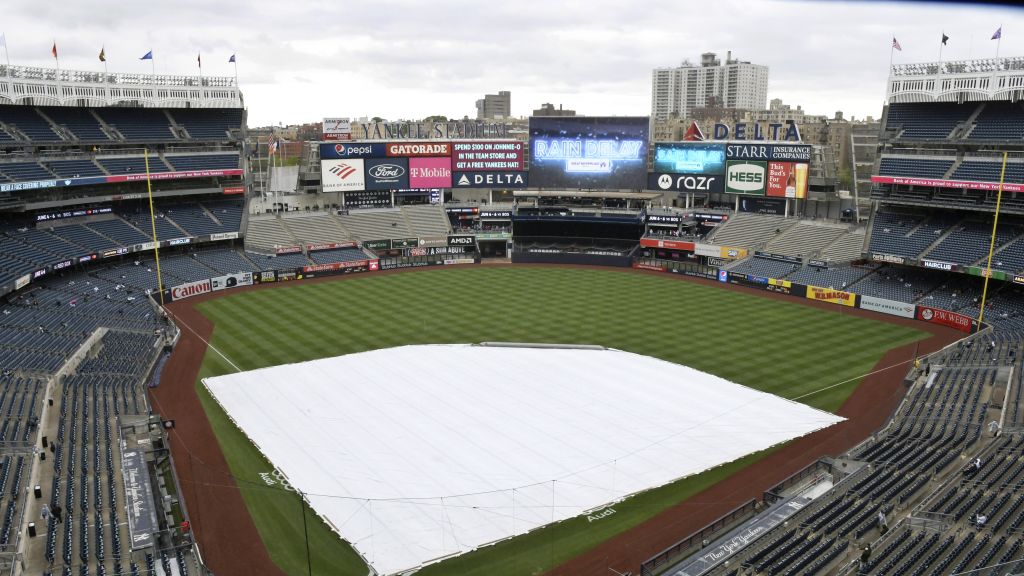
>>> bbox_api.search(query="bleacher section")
[886,102,975,140]
[709,213,796,249]
[968,101,1024,141]
[50,223,120,252]
[0,162,55,183]
[84,218,153,246]
[98,156,172,175]
[763,221,848,258]
[868,210,959,260]
[820,228,866,262]
[728,256,799,279]
[244,217,299,250]
[93,108,175,141]
[0,105,63,142]
[952,160,1024,183]
[46,159,105,178]
[41,106,111,142]
[401,204,450,237]
[280,213,351,245]
[926,220,1021,266]
[337,209,412,240]
[172,108,244,141]
[244,251,311,270]
[786,264,874,289]
[164,154,240,171]
[878,156,955,178]
[309,248,368,265]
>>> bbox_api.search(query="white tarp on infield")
[204,345,843,575]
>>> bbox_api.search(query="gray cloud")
[3,0,1022,125]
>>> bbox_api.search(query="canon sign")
[170,279,212,301]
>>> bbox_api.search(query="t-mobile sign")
[409,157,452,188]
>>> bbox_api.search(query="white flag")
[0,34,6,49]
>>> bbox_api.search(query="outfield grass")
[192,266,927,576]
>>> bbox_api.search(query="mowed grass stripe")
[193,266,927,576]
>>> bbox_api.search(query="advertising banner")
[1014,274,1024,285]
[755,251,802,264]
[860,295,916,318]
[36,206,113,223]
[14,275,30,290]
[274,246,303,255]
[447,234,475,246]
[211,272,254,291]
[916,306,973,333]
[222,186,246,194]
[210,232,240,241]
[451,141,525,171]
[766,278,793,295]
[386,142,451,157]
[364,158,410,190]
[301,260,370,274]
[452,171,529,188]
[169,278,212,301]
[306,241,358,252]
[870,253,906,265]
[738,196,785,215]
[870,175,1024,194]
[766,162,809,199]
[122,449,158,550]
[639,238,695,251]
[725,160,767,195]
[725,143,812,162]
[343,190,390,208]
[409,157,452,188]
[529,116,648,190]
[647,172,724,193]
[646,214,681,224]
[319,142,387,159]
[322,159,366,192]
[653,142,726,174]
[922,259,957,272]
[481,210,513,219]
[720,246,748,259]
[322,117,352,141]
[694,244,720,258]
[101,247,129,259]
[362,239,392,250]
[0,168,243,194]
[805,285,856,307]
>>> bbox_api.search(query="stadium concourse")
[0,54,1023,576]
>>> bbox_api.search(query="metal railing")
[639,499,758,576]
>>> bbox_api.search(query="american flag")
[892,37,902,51]
[267,138,279,156]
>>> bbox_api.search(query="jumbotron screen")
[528,116,648,190]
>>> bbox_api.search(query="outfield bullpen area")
[151,265,963,576]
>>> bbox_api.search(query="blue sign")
[653,143,725,174]
[452,171,529,189]
[713,122,801,141]
[528,116,648,190]
[364,158,409,190]
[319,142,387,159]
[0,175,107,194]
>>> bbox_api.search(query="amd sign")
[452,171,529,189]
[447,235,476,246]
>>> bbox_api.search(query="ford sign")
[368,164,405,178]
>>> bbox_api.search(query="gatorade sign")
[725,161,767,195]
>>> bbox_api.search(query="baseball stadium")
[0,35,1023,576]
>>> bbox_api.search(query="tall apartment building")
[651,51,768,123]
[476,90,511,120]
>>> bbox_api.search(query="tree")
[424,115,448,123]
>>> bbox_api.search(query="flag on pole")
[228,54,236,63]
[942,33,949,45]
[267,137,278,156]
[992,27,1002,40]
[140,50,153,60]
[892,37,902,51]
[51,42,57,59]
[197,53,202,68]
[99,46,106,62]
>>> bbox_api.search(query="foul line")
[164,306,244,374]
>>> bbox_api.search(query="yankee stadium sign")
[357,121,510,140]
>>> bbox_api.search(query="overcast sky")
[4,0,1023,126]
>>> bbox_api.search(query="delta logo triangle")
[683,121,705,141]
[457,174,471,186]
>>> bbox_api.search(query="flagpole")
[977,151,1008,329]
[997,24,1002,58]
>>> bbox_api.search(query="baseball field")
[169,265,935,576]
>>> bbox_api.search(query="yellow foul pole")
[145,148,166,307]
[977,151,1008,329]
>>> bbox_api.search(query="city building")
[532,103,576,117]
[476,90,511,120]
[650,51,768,124]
